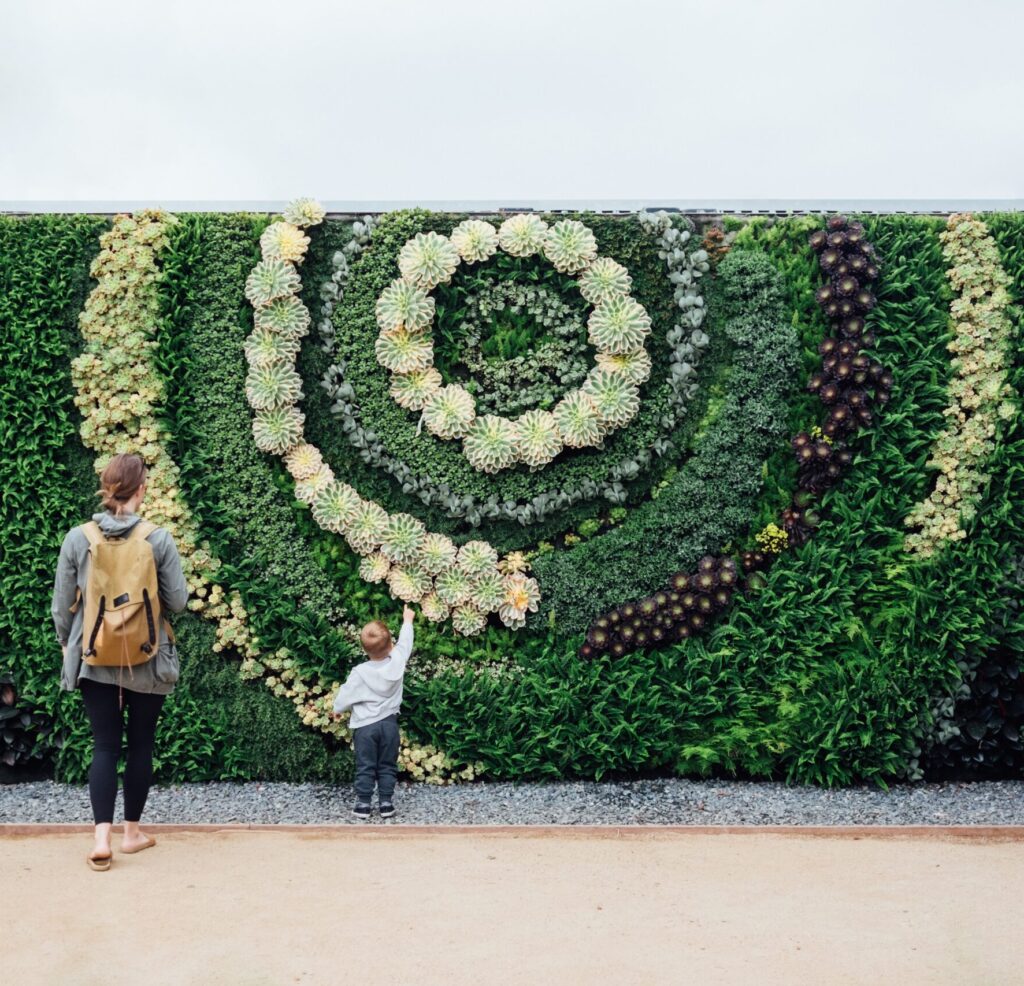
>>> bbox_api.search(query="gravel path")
[3,778,1023,825]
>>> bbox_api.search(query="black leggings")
[79,678,165,824]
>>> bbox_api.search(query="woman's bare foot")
[88,822,113,869]
[120,821,156,854]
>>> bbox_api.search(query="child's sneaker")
[379,802,396,819]
[352,803,372,820]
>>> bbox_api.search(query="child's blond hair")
[360,620,393,660]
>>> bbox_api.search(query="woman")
[52,453,188,870]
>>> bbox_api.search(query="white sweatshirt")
[333,622,414,728]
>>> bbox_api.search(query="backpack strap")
[129,520,158,541]
[79,521,104,546]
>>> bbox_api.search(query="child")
[333,604,415,819]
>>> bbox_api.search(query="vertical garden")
[1,206,1021,787]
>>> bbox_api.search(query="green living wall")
[1,206,1021,787]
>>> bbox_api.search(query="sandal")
[120,835,156,855]
[87,852,112,872]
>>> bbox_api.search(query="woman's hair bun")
[97,453,147,513]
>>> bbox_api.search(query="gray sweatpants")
[352,714,400,803]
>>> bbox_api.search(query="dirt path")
[6,829,1022,985]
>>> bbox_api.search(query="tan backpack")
[78,520,164,667]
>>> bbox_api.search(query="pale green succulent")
[470,567,505,613]
[398,231,461,289]
[387,565,432,603]
[450,219,499,264]
[259,221,311,263]
[417,533,458,575]
[245,259,301,306]
[543,220,598,274]
[252,406,304,454]
[359,552,392,584]
[457,540,499,577]
[422,384,476,439]
[293,464,334,504]
[254,296,311,339]
[578,257,633,305]
[595,347,653,385]
[463,415,521,473]
[375,277,435,333]
[451,604,488,637]
[374,327,434,374]
[311,480,362,533]
[498,573,541,629]
[284,442,324,480]
[245,360,303,410]
[390,367,443,411]
[345,500,390,555]
[498,214,549,257]
[435,566,473,606]
[552,390,604,448]
[419,592,450,623]
[587,296,652,354]
[380,512,427,564]
[582,369,641,427]
[283,197,326,228]
[515,409,563,469]
[244,326,301,367]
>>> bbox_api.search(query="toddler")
[333,604,415,819]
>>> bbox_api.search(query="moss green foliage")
[0,214,108,770]
[529,249,799,633]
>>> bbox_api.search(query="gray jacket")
[52,512,189,694]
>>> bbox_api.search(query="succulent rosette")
[379,512,427,565]
[552,390,604,448]
[390,367,443,411]
[283,197,326,228]
[284,442,324,481]
[245,259,301,306]
[582,369,641,428]
[498,214,549,257]
[345,500,390,555]
[387,565,432,603]
[376,278,435,333]
[457,540,500,577]
[418,533,459,575]
[293,464,333,504]
[374,327,434,374]
[544,220,598,274]
[579,257,633,305]
[452,604,488,637]
[398,231,461,289]
[470,567,506,613]
[422,384,477,439]
[252,406,304,454]
[254,296,311,339]
[515,408,563,468]
[244,326,301,368]
[312,480,362,533]
[595,347,653,386]
[245,360,303,411]
[463,414,521,473]
[260,221,311,263]
[359,552,392,584]
[419,592,451,623]
[499,551,531,575]
[587,296,652,354]
[498,573,541,629]
[450,219,499,264]
[435,566,473,607]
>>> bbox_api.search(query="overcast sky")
[1,0,1021,205]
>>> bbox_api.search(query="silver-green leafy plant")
[450,219,499,264]
[374,327,434,374]
[376,277,435,333]
[422,384,477,439]
[398,231,461,289]
[543,219,598,274]
[252,406,305,455]
[245,360,304,410]
[582,368,641,428]
[587,295,652,354]
[245,259,302,306]
[498,213,549,257]
[515,408,563,468]
[579,257,632,305]
[552,390,604,448]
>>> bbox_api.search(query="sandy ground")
[6,828,1022,986]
